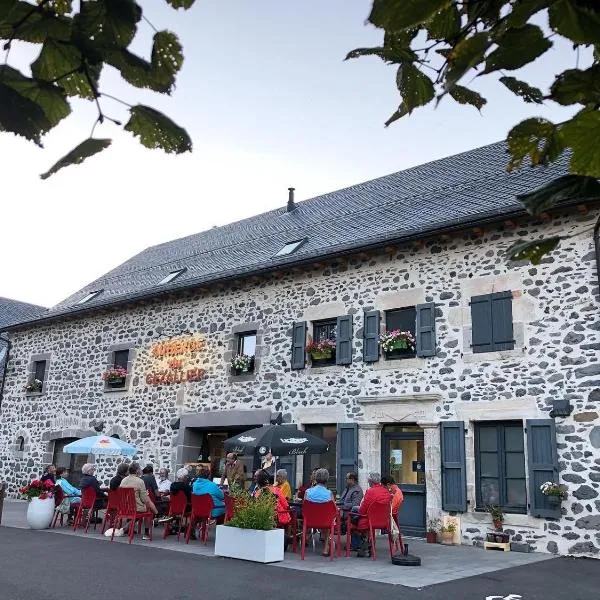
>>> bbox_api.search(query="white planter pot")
[26,497,55,530]
[215,524,284,563]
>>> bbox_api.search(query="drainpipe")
[0,335,11,411]
[594,214,600,298]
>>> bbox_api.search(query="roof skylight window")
[275,239,306,257]
[158,268,187,285]
[76,290,103,305]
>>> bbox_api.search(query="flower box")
[214,524,284,563]
[546,495,562,506]
[106,378,126,388]
[310,350,333,361]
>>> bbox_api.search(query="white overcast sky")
[0,1,589,308]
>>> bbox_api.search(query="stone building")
[1,141,599,556]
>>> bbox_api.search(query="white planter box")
[26,497,55,530]
[214,524,284,563]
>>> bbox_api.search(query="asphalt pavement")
[0,527,598,600]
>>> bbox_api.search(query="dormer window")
[76,290,103,305]
[158,268,187,285]
[275,239,306,257]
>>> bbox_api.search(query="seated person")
[297,468,317,500]
[192,467,226,522]
[304,468,334,556]
[79,463,108,510]
[157,468,172,494]
[40,464,56,484]
[120,462,158,540]
[56,467,81,505]
[274,469,292,501]
[109,463,129,491]
[169,468,192,501]
[337,472,363,532]
[381,475,404,525]
[351,472,390,556]
[254,470,291,527]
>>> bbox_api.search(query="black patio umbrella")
[223,424,329,457]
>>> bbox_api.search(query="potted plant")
[231,354,254,375]
[379,329,416,354]
[305,338,336,361]
[24,379,43,393]
[540,481,568,506]
[426,517,440,543]
[20,479,55,529]
[214,489,284,563]
[439,522,457,545]
[487,504,504,531]
[102,366,127,388]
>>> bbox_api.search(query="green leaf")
[464,0,504,26]
[125,105,192,153]
[550,66,600,106]
[506,118,564,171]
[549,0,600,45]
[506,0,549,28]
[369,0,452,31]
[0,0,18,22]
[384,103,409,127]
[0,1,71,42]
[150,31,184,93]
[516,175,600,214]
[445,32,490,88]
[561,110,600,177]
[0,80,51,146]
[484,24,552,73]
[506,237,561,265]
[345,45,416,64]
[0,65,70,126]
[105,49,154,88]
[47,0,72,15]
[164,0,196,8]
[40,138,111,180]
[427,3,460,39]
[75,0,141,49]
[499,76,543,104]
[396,63,435,113]
[31,40,100,99]
[449,84,486,110]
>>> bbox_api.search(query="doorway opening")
[53,438,88,487]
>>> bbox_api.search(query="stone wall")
[0,206,598,556]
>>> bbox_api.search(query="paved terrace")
[1,501,552,588]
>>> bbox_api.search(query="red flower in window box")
[102,366,127,383]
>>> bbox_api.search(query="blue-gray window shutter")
[291,321,306,369]
[526,419,560,518]
[491,291,515,351]
[470,294,493,353]
[416,302,436,357]
[441,421,467,512]
[336,314,353,365]
[336,423,358,493]
[362,310,380,362]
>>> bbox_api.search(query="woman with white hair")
[169,467,192,501]
[274,469,292,501]
[79,463,108,509]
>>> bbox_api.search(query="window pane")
[113,350,129,370]
[504,425,524,452]
[479,452,499,478]
[314,321,336,342]
[505,452,526,478]
[506,479,527,507]
[479,478,500,504]
[478,427,497,452]
[386,307,416,334]
[240,333,256,356]
[34,360,46,382]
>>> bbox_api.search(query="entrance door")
[381,426,426,537]
[53,438,88,487]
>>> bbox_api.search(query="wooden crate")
[484,541,511,552]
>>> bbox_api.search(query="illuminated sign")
[145,334,206,386]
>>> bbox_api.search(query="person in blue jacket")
[191,467,225,521]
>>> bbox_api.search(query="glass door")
[381,426,426,537]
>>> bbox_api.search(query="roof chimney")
[287,187,296,212]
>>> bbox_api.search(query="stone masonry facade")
[0,206,599,557]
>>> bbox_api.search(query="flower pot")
[215,524,284,563]
[440,531,455,545]
[493,520,503,531]
[310,350,332,361]
[546,495,562,506]
[426,531,438,544]
[107,378,125,388]
[26,497,55,530]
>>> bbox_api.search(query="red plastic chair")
[301,500,341,561]
[72,487,99,533]
[345,498,393,560]
[282,509,298,553]
[223,493,236,523]
[185,494,214,545]
[162,491,189,541]
[101,489,121,534]
[111,487,154,544]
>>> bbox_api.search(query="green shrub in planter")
[226,489,277,531]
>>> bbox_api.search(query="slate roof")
[0,297,47,329]
[2,139,581,330]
